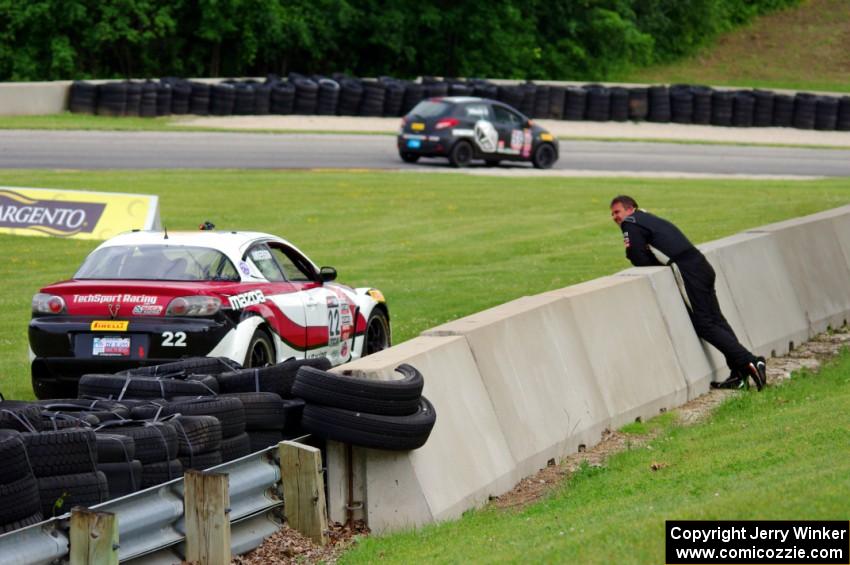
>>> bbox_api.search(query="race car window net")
[268,244,314,282]
[409,100,450,119]
[75,244,239,281]
[246,244,285,282]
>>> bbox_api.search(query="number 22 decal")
[161,331,187,347]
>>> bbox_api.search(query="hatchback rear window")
[409,100,451,118]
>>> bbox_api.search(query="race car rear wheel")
[245,328,274,368]
[449,140,473,168]
[399,152,419,163]
[363,309,391,356]
[532,143,557,169]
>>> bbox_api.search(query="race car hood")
[38,280,249,317]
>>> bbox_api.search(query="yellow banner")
[0,186,160,240]
[91,320,129,331]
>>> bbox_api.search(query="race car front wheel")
[532,143,557,169]
[363,309,391,356]
[449,140,473,168]
[244,329,274,368]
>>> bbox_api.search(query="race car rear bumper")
[29,314,235,384]
[397,133,449,156]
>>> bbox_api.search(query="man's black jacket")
[620,210,695,266]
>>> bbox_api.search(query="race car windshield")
[75,245,240,281]
[409,100,450,118]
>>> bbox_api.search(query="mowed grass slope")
[1,170,850,398]
[621,0,850,93]
[341,349,850,564]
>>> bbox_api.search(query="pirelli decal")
[91,320,129,331]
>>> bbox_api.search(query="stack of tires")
[359,81,386,117]
[22,428,108,519]
[0,429,43,532]
[69,81,97,114]
[293,363,436,451]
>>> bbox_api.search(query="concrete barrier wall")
[0,81,71,115]
[323,204,850,534]
[747,209,850,333]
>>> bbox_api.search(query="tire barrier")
[609,87,629,122]
[670,84,694,124]
[691,85,713,125]
[65,76,850,132]
[584,84,611,122]
[68,81,97,114]
[647,85,671,122]
[628,87,649,121]
[793,92,817,130]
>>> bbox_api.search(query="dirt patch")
[233,327,850,561]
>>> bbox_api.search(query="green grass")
[620,0,850,93]
[340,349,850,564]
[2,170,850,399]
[0,112,395,136]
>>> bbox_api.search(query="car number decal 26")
[161,331,187,347]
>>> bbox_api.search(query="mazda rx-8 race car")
[29,229,390,399]
[397,96,559,168]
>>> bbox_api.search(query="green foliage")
[0,0,800,81]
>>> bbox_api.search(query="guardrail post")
[279,441,329,546]
[69,507,119,565]
[184,469,231,565]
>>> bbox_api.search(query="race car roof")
[93,230,302,265]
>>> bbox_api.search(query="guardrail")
[0,439,326,564]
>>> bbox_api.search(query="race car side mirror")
[319,266,337,282]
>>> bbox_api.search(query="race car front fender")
[205,314,266,365]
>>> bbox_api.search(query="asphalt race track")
[2,129,850,177]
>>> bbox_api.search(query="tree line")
[0,0,799,82]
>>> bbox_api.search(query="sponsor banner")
[0,186,160,240]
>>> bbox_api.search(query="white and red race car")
[28,229,390,398]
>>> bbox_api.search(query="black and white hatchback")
[397,96,559,169]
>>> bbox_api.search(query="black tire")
[532,143,557,169]
[302,396,436,451]
[217,357,332,397]
[172,415,222,455]
[37,399,130,422]
[96,433,136,463]
[220,432,251,462]
[0,510,44,535]
[179,449,222,471]
[449,140,473,168]
[141,459,182,488]
[103,422,178,464]
[399,152,419,163]
[244,329,275,368]
[78,373,216,400]
[248,430,283,452]
[220,392,286,430]
[32,377,75,400]
[97,459,142,497]
[292,363,423,416]
[0,400,42,430]
[39,412,100,430]
[0,430,34,484]
[0,474,42,528]
[363,309,391,356]
[22,429,98,477]
[120,357,241,378]
[132,396,245,438]
[38,471,109,518]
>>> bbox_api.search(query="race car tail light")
[166,296,221,316]
[32,293,66,314]
[435,118,459,130]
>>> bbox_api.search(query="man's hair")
[610,195,638,209]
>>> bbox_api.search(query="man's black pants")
[676,252,754,371]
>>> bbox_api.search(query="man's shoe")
[711,373,747,390]
[746,357,767,391]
